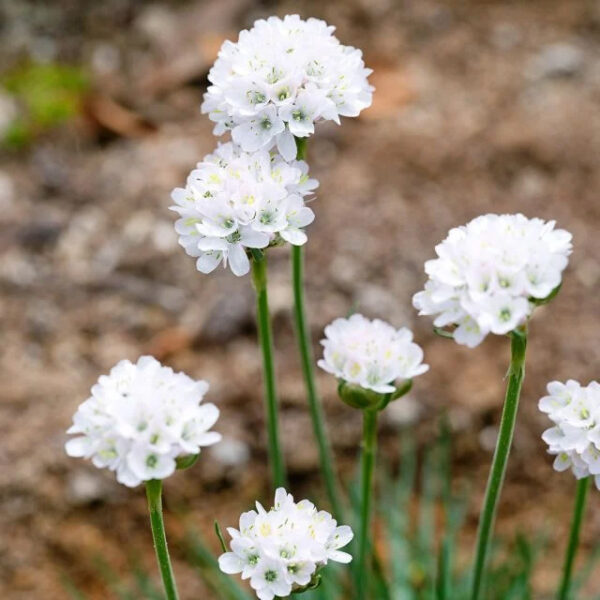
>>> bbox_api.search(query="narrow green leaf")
[570,541,600,596]
[215,520,227,553]
[93,555,136,600]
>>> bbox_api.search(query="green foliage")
[1,62,89,149]
[60,425,600,599]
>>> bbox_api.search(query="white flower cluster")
[413,214,572,348]
[218,488,353,600]
[170,142,317,277]
[202,14,373,161]
[540,380,600,490]
[317,313,428,394]
[65,356,221,487]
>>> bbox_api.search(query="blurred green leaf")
[1,61,89,149]
[58,423,581,599]
[571,542,600,597]
[61,575,89,600]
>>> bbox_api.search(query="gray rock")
[382,395,422,427]
[66,471,112,506]
[527,43,585,79]
[209,438,251,468]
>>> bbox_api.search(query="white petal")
[227,244,250,276]
[329,550,353,563]
[281,228,307,246]
[197,403,220,430]
[195,432,222,446]
[65,437,90,457]
[196,252,223,274]
[276,128,298,161]
[197,237,229,252]
[218,552,244,574]
[240,228,270,249]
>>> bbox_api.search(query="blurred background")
[1,0,600,597]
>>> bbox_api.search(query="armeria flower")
[317,313,428,394]
[65,356,221,487]
[202,14,373,161]
[540,380,600,490]
[170,142,317,277]
[218,488,353,600]
[413,214,572,348]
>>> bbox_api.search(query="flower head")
[413,214,572,348]
[317,313,428,395]
[65,356,221,487]
[540,380,600,490]
[218,488,353,600]
[170,142,317,277]
[202,14,373,161]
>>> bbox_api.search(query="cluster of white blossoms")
[317,313,429,394]
[540,380,600,490]
[202,14,373,161]
[170,142,317,277]
[413,214,572,348]
[218,488,353,600]
[65,356,221,487]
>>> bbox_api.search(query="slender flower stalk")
[470,327,527,599]
[318,314,428,600]
[295,136,307,161]
[558,476,590,600]
[251,250,287,489]
[357,407,379,599]
[293,244,344,519]
[412,214,572,598]
[291,136,345,521]
[146,479,180,600]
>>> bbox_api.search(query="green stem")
[470,327,528,600]
[437,417,453,600]
[145,480,179,600]
[251,252,286,489]
[295,136,307,161]
[291,135,344,520]
[357,409,379,600]
[292,245,345,521]
[558,476,591,600]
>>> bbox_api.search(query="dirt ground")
[1,0,600,598]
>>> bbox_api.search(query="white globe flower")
[218,488,353,600]
[540,380,600,489]
[202,14,373,161]
[65,356,221,487]
[170,142,317,277]
[413,214,572,348]
[317,313,429,395]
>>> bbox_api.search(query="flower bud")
[175,454,199,471]
[337,381,382,410]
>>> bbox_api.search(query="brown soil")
[1,0,599,598]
